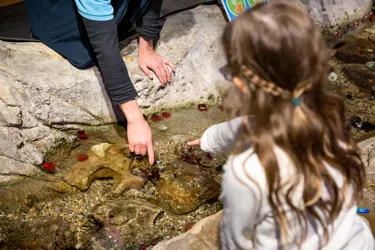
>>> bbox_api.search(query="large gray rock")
[0,5,228,185]
[296,0,373,29]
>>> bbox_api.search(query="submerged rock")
[152,211,222,250]
[92,199,163,247]
[0,216,77,249]
[336,39,375,64]
[342,65,375,92]
[156,162,221,215]
[63,143,149,196]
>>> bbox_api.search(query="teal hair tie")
[292,98,300,107]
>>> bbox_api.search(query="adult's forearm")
[120,100,144,122]
[82,17,138,104]
[136,0,163,41]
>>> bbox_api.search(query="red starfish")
[235,2,244,13]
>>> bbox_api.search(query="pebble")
[365,61,375,72]
[357,207,370,214]
[365,28,375,34]
[124,56,134,61]
[158,125,168,132]
[328,72,338,82]
[156,160,163,164]
[368,49,374,53]
[369,34,375,43]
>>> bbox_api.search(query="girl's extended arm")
[200,117,245,155]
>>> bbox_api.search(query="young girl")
[188,1,374,249]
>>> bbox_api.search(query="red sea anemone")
[77,154,89,162]
[77,130,88,139]
[198,104,207,111]
[150,114,162,121]
[43,162,56,172]
[161,112,171,118]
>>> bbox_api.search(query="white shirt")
[200,117,375,250]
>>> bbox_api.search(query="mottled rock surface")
[156,162,221,215]
[92,199,163,248]
[0,216,77,249]
[152,211,222,250]
[63,143,149,196]
[295,0,373,30]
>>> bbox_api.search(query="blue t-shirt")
[74,0,114,21]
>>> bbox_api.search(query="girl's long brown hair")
[222,1,365,248]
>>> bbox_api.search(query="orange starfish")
[235,2,244,13]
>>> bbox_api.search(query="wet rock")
[90,143,112,158]
[336,39,375,64]
[156,162,221,215]
[0,216,77,249]
[63,143,149,196]
[342,65,375,92]
[152,211,222,250]
[92,199,162,247]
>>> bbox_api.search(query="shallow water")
[0,106,228,249]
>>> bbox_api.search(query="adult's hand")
[120,100,154,165]
[138,36,175,86]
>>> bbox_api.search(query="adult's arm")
[136,0,175,86]
[75,0,137,105]
[136,0,164,42]
[74,0,154,165]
